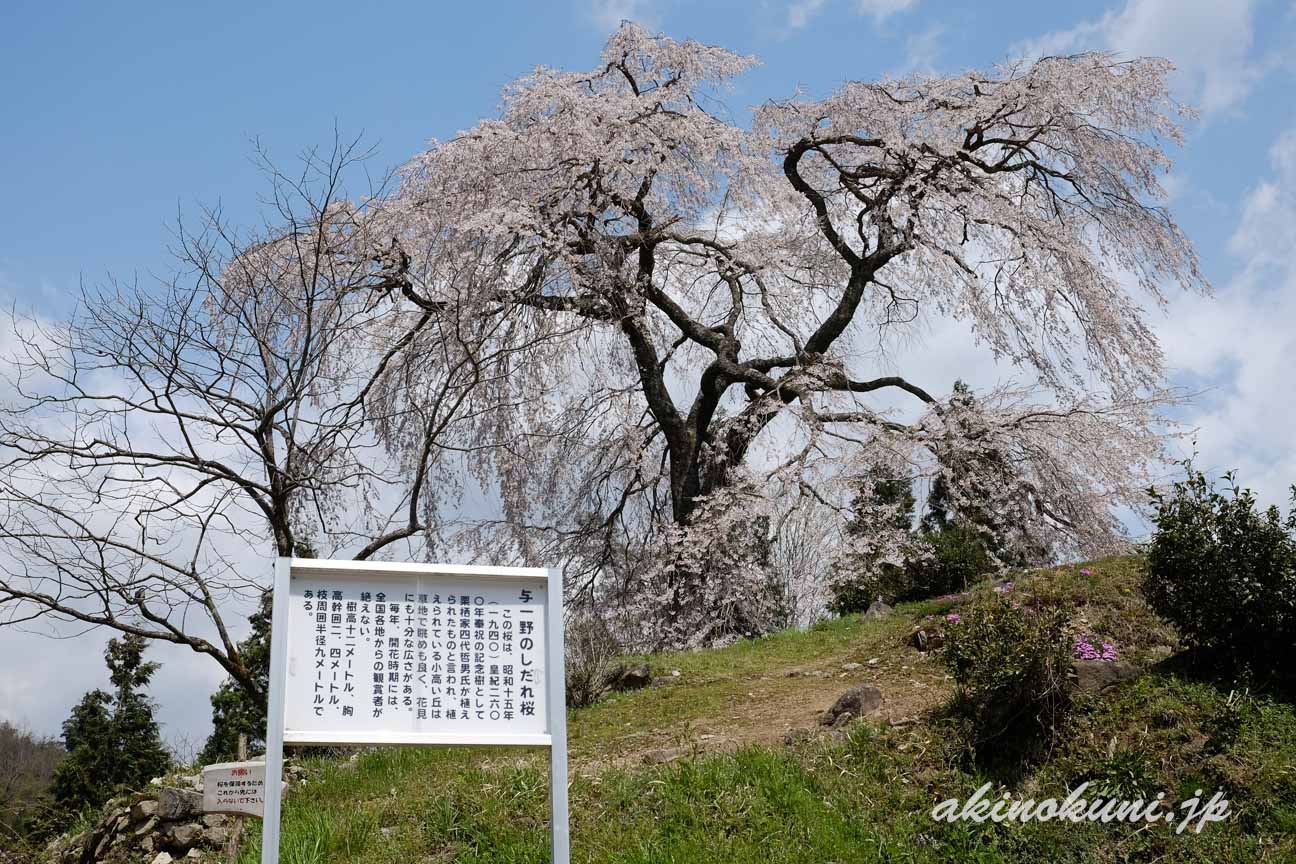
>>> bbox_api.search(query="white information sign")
[260,559,568,864]
[202,760,268,817]
[283,567,549,745]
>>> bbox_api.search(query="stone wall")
[42,765,302,864]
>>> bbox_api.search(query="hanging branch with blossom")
[360,25,1205,646]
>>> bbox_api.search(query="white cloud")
[1016,0,1260,114]
[786,0,917,30]
[856,0,918,22]
[787,0,827,29]
[1155,128,1296,507]
[589,0,659,31]
[892,24,942,76]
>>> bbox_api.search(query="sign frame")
[260,557,569,864]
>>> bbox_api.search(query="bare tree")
[767,499,839,629]
[0,138,502,706]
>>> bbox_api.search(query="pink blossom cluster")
[1073,636,1118,662]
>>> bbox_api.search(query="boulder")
[607,663,654,692]
[1072,660,1140,694]
[910,628,945,652]
[863,599,893,620]
[168,822,203,851]
[820,683,883,726]
[152,853,175,864]
[131,799,160,823]
[202,825,229,846]
[157,787,203,821]
[1146,645,1174,663]
[133,817,160,838]
[201,813,228,828]
[841,662,862,672]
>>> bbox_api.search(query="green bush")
[51,635,170,820]
[901,527,994,601]
[829,527,995,613]
[941,593,1072,742]
[1144,467,1296,674]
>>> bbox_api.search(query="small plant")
[941,592,1073,743]
[1144,465,1296,675]
[1082,737,1160,799]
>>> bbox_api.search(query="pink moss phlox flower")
[1079,567,1093,576]
[945,613,961,623]
[1073,635,1118,662]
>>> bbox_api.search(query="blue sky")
[1,0,1294,742]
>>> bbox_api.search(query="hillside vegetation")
[198,559,1296,861]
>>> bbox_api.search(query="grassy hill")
[237,557,1296,863]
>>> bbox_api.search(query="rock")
[830,711,855,729]
[863,599,893,620]
[641,745,689,764]
[201,813,228,828]
[131,799,160,822]
[607,663,654,692]
[186,850,204,861]
[841,662,862,671]
[782,727,814,746]
[140,836,155,854]
[157,787,203,821]
[1146,645,1174,663]
[820,684,883,726]
[169,822,203,851]
[152,853,174,864]
[1072,660,1140,694]
[93,831,114,859]
[910,628,945,652]
[202,826,228,846]
[133,817,160,838]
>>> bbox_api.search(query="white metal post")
[260,557,292,864]
[546,568,570,864]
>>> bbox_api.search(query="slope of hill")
[84,557,1296,863]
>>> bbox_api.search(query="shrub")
[1143,467,1296,673]
[564,612,623,708]
[830,526,995,612]
[901,527,995,601]
[941,592,1072,742]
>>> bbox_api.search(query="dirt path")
[572,616,955,774]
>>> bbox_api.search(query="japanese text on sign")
[283,573,548,743]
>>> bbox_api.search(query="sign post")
[260,558,568,863]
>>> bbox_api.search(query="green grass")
[233,557,1296,863]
